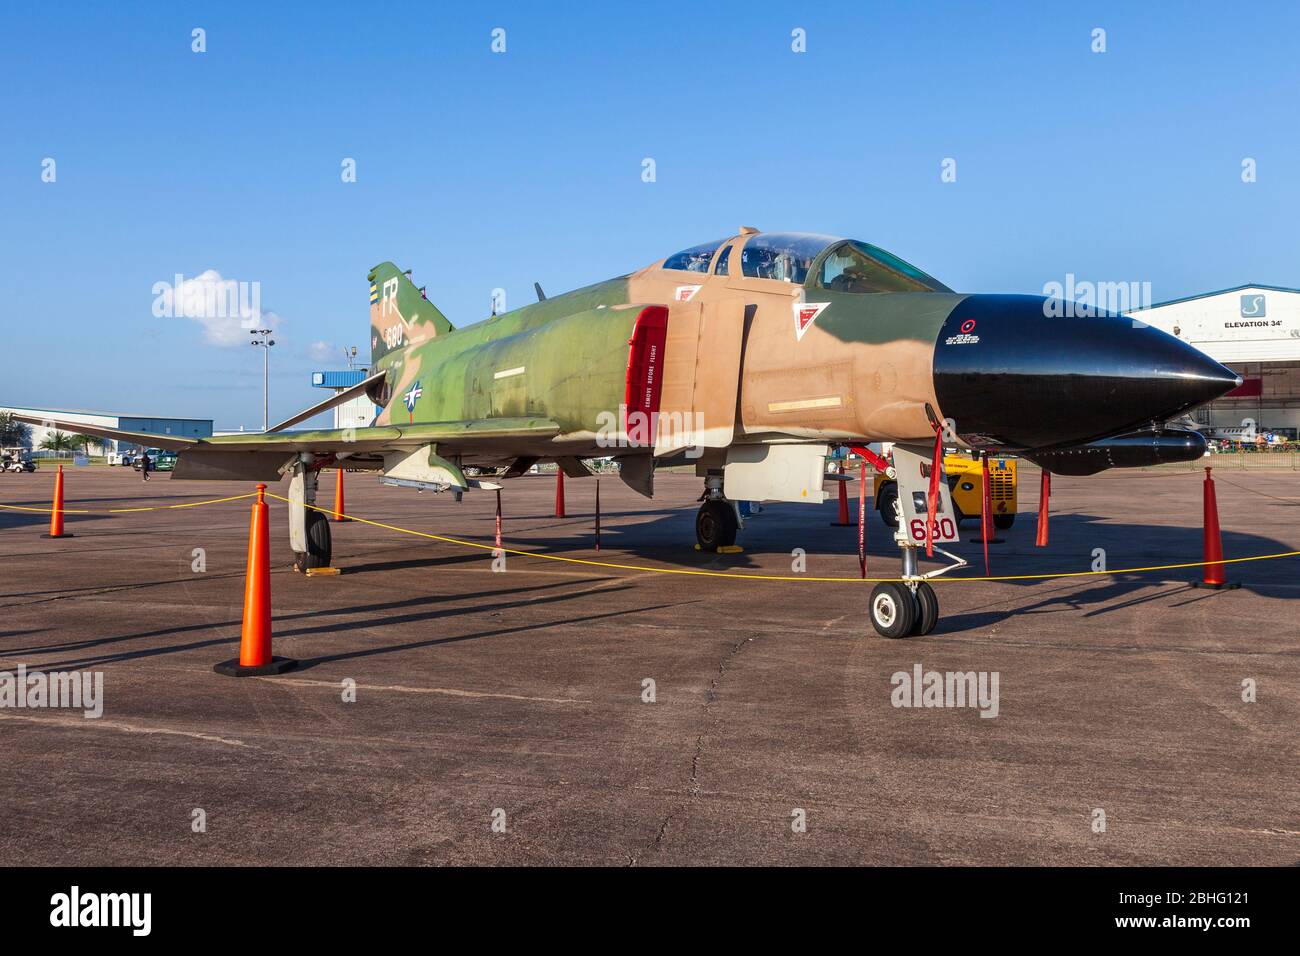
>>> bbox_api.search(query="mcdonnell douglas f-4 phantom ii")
[19,228,1240,636]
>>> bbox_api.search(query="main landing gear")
[868,493,965,639]
[696,499,738,550]
[287,456,334,572]
[695,474,742,551]
[298,509,333,572]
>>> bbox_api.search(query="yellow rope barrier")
[265,493,1300,585]
[0,492,258,515]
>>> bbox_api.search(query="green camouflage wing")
[173,418,563,481]
[9,413,560,482]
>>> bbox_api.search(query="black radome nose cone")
[931,294,1240,449]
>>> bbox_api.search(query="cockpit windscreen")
[818,241,951,293]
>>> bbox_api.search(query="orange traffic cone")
[830,463,856,527]
[1192,467,1240,590]
[214,484,296,676]
[331,467,349,522]
[555,469,566,518]
[41,465,73,539]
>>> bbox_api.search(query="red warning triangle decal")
[793,302,829,341]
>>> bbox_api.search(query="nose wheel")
[869,583,915,638]
[868,581,939,638]
[912,581,939,636]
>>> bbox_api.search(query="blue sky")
[1,1,1297,429]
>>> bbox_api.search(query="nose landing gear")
[868,486,965,638]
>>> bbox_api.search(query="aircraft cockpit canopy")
[661,232,950,293]
[817,240,951,294]
[738,233,833,284]
[662,239,727,273]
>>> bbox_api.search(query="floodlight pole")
[250,329,275,432]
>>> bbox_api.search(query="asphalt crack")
[642,634,755,862]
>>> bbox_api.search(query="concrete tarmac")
[0,466,1296,865]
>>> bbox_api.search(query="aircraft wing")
[11,412,563,480]
[7,413,200,451]
[201,418,561,452]
[180,418,564,481]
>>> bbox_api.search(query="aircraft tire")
[912,581,938,636]
[869,582,916,639]
[295,509,333,571]
[877,482,898,530]
[696,500,738,550]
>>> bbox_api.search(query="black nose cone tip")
[1161,340,1241,408]
[932,294,1242,450]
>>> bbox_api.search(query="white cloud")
[307,340,338,362]
[152,269,283,347]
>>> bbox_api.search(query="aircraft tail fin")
[368,261,454,367]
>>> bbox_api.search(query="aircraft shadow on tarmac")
[3,496,1292,668]
[0,491,220,532]
[424,499,1296,589]
[6,578,683,673]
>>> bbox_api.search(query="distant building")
[311,369,377,430]
[1126,284,1300,439]
[0,405,213,454]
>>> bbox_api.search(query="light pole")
[249,329,275,432]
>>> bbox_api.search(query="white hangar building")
[0,405,212,454]
[1126,284,1300,439]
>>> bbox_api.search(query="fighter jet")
[17,228,1240,636]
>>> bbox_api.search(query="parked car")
[107,448,136,466]
[132,448,176,472]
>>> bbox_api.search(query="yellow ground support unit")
[873,454,1018,530]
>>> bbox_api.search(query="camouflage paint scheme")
[17,230,967,490]
[362,229,963,457]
